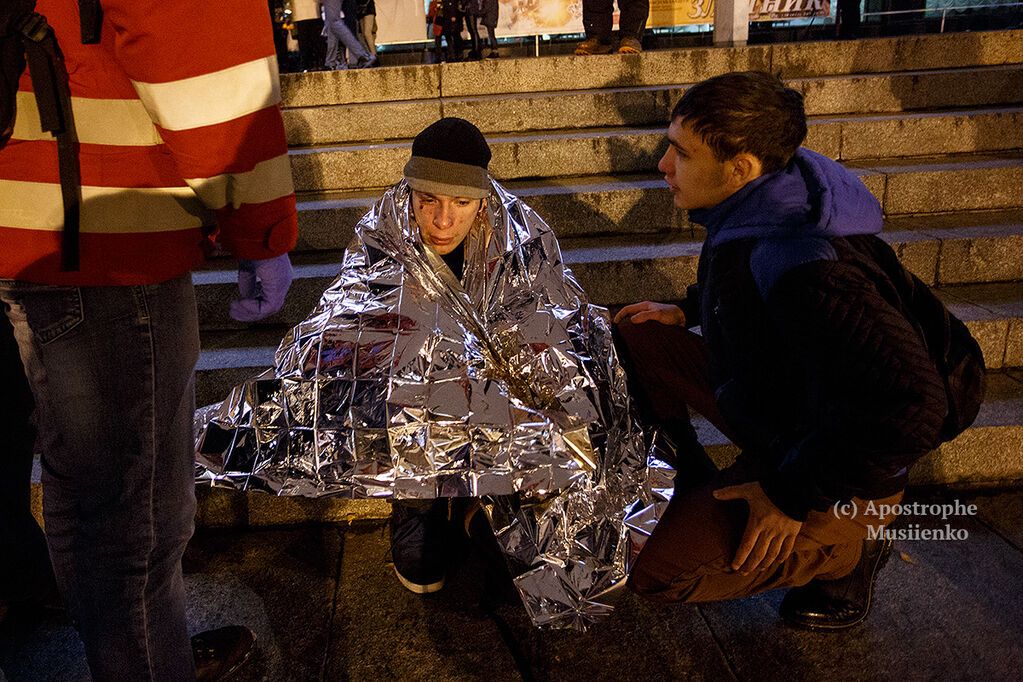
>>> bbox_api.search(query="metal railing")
[862,2,1023,32]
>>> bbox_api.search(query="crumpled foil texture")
[196,179,670,629]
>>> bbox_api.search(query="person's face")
[658,118,738,211]
[411,190,483,255]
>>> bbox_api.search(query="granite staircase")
[178,29,1023,526]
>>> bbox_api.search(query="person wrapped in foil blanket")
[195,118,668,629]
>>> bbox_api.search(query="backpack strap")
[19,12,81,271]
[78,0,101,44]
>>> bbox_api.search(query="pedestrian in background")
[292,0,328,71]
[441,0,466,62]
[479,0,499,58]
[462,0,484,60]
[356,0,378,61]
[323,0,376,69]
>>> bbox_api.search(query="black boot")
[779,537,894,631]
[390,498,449,594]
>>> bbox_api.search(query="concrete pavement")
[4,488,1022,681]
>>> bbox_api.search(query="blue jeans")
[0,275,200,681]
[322,0,370,68]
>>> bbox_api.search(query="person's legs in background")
[465,13,482,59]
[359,13,378,58]
[836,0,862,38]
[617,0,649,53]
[482,21,498,55]
[295,18,328,71]
[0,277,199,679]
[323,0,374,69]
[576,0,615,54]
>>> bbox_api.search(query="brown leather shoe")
[192,625,256,681]
[617,37,643,54]
[575,37,613,55]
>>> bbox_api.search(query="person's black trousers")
[295,18,328,70]
[582,0,650,42]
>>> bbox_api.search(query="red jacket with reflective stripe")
[0,0,298,285]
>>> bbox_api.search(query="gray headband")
[403,156,490,199]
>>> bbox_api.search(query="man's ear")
[727,153,764,189]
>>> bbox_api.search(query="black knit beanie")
[403,117,492,199]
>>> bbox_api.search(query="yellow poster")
[650,0,714,25]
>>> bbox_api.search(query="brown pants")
[615,319,901,603]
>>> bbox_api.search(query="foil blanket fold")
[195,180,672,629]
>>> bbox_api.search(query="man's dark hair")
[671,71,807,174]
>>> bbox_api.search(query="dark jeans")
[481,20,498,50]
[837,0,862,37]
[614,320,901,603]
[0,276,200,680]
[0,312,55,605]
[582,0,650,41]
[295,19,327,71]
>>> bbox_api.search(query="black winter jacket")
[680,151,948,521]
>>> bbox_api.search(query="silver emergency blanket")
[196,179,671,629]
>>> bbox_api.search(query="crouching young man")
[615,72,952,629]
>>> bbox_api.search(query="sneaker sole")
[617,47,642,54]
[394,567,445,594]
[575,47,613,55]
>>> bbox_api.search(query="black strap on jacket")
[78,0,102,43]
[19,11,81,271]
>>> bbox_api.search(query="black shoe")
[192,625,255,681]
[390,499,448,594]
[779,538,894,631]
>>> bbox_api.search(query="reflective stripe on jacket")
[0,0,298,285]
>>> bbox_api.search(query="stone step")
[192,276,1023,417]
[279,29,1023,108]
[30,371,1019,530]
[177,368,1023,527]
[288,109,1023,192]
[692,370,1023,489]
[291,155,1023,254]
[197,211,1023,335]
[284,65,1023,146]
[196,212,1023,336]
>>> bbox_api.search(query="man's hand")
[229,254,294,323]
[713,481,802,575]
[613,301,686,326]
